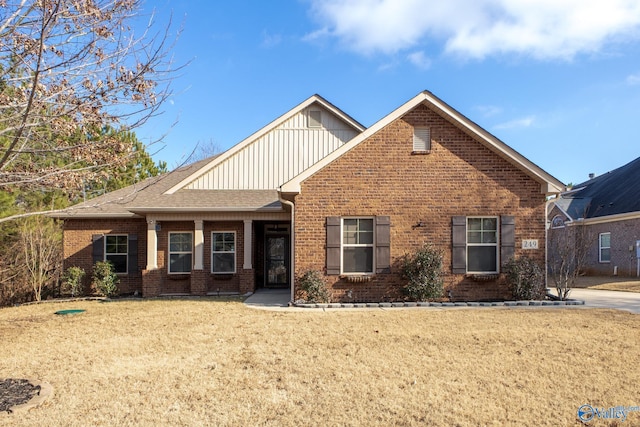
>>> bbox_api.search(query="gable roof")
[165,94,365,194]
[52,157,283,218]
[280,90,565,195]
[553,156,640,221]
[54,94,365,219]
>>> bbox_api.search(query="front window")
[342,218,374,274]
[105,235,128,274]
[169,232,193,273]
[212,232,236,274]
[467,217,498,273]
[599,233,611,263]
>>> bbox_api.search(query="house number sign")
[522,239,539,250]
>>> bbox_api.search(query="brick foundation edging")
[293,300,586,309]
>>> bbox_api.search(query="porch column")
[243,219,252,269]
[194,219,204,270]
[146,219,158,270]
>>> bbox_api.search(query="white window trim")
[105,234,128,275]
[599,232,611,263]
[466,216,499,274]
[340,217,375,275]
[211,231,236,274]
[168,231,193,274]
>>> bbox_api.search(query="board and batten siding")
[186,106,359,190]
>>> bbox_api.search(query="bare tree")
[547,219,592,300]
[0,0,179,193]
[184,138,222,165]
[14,215,62,301]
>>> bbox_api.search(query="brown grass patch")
[571,276,640,293]
[1,300,639,426]
[590,282,640,293]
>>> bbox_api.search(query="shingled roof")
[53,157,283,218]
[553,156,640,220]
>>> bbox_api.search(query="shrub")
[504,256,545,300]
[92,261,119,298]
[298,270,330,303]
[62,267,86,297]
[400,245,444,301]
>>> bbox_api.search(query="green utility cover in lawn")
[54,309,86,315]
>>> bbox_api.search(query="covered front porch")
[139,212,292,297]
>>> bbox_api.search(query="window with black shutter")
[451,215,515,274]
[326,216,391,275]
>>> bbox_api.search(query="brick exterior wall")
[583,219,640,277]
[294,103,547,302]
[548,206,640,277]
[63,219,256,297]
[63,218,147,295]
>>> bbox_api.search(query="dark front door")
[265,235,289,288]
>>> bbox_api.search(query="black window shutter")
[92,234,104,264]
[128,234,138,275]
[326,217,341,275]
[500,216,515,269]
[375,216,391,273]
[452,216,466,274]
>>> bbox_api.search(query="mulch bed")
[0,378,41,412]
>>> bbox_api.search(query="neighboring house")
[55,91,564,302]
[548,157,640,277]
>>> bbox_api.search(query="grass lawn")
[590,282,640,293]
[1,299,639,426]
[571,276,640,293]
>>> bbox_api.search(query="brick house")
[548,157,640,277]
[55,91,564,302]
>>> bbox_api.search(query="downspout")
[545,193,560,293]
[279,193,295,305]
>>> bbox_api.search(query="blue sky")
[136,0,640,185]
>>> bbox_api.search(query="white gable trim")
[548,201,574,222]
[280,91,565,195]
[165,95,365,194]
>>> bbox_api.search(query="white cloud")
[474,105,503,118]
[626,72,640,85]
[407,51,431,69]
[261,31,283,48]
[307,0,640,60]
[494,116,535,130]
[303,26,331,42]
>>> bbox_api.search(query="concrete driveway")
[563,288,640,314]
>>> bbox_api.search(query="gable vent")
[413,127,431,152]
[308,110,322,128]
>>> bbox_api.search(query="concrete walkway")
[244,288,290,309]
[244,286,640,314]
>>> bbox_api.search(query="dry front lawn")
[590,282,640,293]
[1,299,639,426]
[573,276,640,293]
